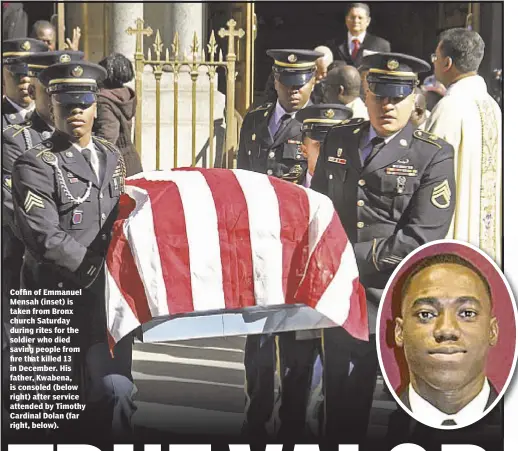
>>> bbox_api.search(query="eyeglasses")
[430,53,438,64]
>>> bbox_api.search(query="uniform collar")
[71,140,96,153]
[409,378,490,428]
[5,96,34,120]
[361,125,402,149]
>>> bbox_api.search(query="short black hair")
[327,64,361,97]
[401,253,492,307]
[98,53,134,89]
[30,20,55,37]
[346,3,371,17]
[439,28,485,74]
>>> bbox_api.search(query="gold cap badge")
[21,41,31,51]
[71,66,84,77]
[387,59,399,70]
[324,109,335,119]
[60,54,72,63]
[288,54,297,63]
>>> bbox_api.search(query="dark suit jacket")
[334,32,391,67]
[385,383,503,451]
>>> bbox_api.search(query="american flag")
[105,168,368,345]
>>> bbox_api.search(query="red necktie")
[352,39,361,60]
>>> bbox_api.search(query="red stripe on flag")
[294,211,347,308]
[106,194,152,324]
[200,169,255,309]
[133,180,194,315]
[342,277,369,341]
[269,178,310,303]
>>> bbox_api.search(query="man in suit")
[11,61,135,442]
[311,52,456,441]
[334,3,390,67]
[385,253,503,451]
[238,49,321,439]
[2,38,48,129]
[394,253,499,427]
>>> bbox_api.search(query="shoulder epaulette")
[413,129,444,149]
[93,135,119,153]
[2,121,31,135]
[33,140,54,156]
[250,102,273,114]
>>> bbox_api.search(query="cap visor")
[53,92,97,106]
[6,63,29,76]
[279,71,314,88]
[369,82,414,98]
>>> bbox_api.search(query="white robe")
[426,75,502,266]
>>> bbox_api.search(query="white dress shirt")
[408,378,491,428]
[73,140,105,183]
[5,96,34,120]
[346,97,369,121]
[348,31,367,55]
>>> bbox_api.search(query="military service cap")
[18,51,84,77]
[296,104,354,142]
[2,38,49,63]
[363,52,430,98]
[266,49,323,87]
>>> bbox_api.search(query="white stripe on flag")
[314,243,357,326]
[305,189,335,266]
[125,185,170,317]
[140,171,226,312]
[105,265,141,342]
[232,170,284,306]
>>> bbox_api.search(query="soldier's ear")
[93,103,98,119]
[28,84,36,101]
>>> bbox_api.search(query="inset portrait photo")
[377,240,517,430]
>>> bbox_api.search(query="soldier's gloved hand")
[282,164,306,185]
[73,249,105,289]
[269,162,290,179]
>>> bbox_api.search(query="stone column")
[170,3,205,55]
[111,2,144,59]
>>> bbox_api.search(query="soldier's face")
[29,79,52,123]
[395,263,498,394]
[365,90,415,136]
[274,76,315,113]
[51,96,97,140]
[301,136,320,176]
[346,7,371,35]
[2,67,32,107]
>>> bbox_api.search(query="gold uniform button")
[357,221,365,229]
[267,169,273,176]
[269,151,275,159]
[357,200,365,207]
[358,179,366,187]
[101,234,107,241]
[329,174,333,180]
[99,193,104,199]
[101,213,107,220]
[58,282,63,288]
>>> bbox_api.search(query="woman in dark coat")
[94,53,143,176]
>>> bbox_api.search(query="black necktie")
[362,136,385,165]
[274,113,292,139]
[441,419,457,426]
[82,148,97,180]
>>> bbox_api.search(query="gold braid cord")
[476,98,499,261]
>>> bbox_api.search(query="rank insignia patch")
[431,180,452,209]
[24,190,44,213]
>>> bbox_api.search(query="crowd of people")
[1,1,502,447]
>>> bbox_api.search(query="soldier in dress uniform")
[11,61,135,442]
[2,38,48,129]
[238,49,322,439]
[311,52,456,442]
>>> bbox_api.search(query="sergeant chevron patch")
[431,180,451,209]
[24,190,45,213]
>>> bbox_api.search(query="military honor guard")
[2,38,48,128]
[11,61,135,441]
[311,52,456,442]
[238,48,322,439]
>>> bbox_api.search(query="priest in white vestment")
[426,28,502,266]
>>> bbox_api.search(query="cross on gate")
[218,19,245,57]
[126,18,153,55]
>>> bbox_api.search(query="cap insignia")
[288,54,298,63]
[21,41,31,51]
[324,109,335,119]
[71,66,84,77]
[387,59,400,70]
[60,54,72,63]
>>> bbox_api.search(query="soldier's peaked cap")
[18,51,85,77]
[364,52,431,98]
[39,61,107,93]
[267,49,323,87]
[296,104,353,142]
[2,38,49,63]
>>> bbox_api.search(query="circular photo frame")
[376,239,517,430]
